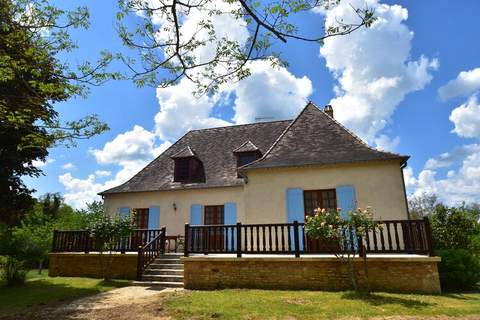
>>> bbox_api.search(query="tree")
[0,0,118,225]
[304,207,383,292]
[408,193,438,218]
[87,214,134,280]
[116,0,376,94]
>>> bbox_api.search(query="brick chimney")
[324,105,334,118]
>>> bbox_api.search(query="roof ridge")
[241,102,313,169]
[189,119,292,132]
[310,101,405,158]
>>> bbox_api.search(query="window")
[204,205,224,225]
[173,157,204,183]
[303,189,337,217]
[134,208,149,229]
[237,152,259,167]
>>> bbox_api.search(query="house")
[50,102,441,293]
[99,102,410,234]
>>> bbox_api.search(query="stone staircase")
[133,253,184,288]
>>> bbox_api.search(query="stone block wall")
[49,253,137,280]
[182,256,441,293]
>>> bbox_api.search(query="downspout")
[400,160,410,220]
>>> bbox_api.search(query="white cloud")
[61,162,76,170]
[449,94,480,138]
[374,134,400,152]
[90,125,158,164]
[230,61,312,124]
[407,144,480,205]
[438,67,480,101]
[32,158,55,168]
[154,79,231,142]
[319,0,437,142]
[60,126,167,209]
[94,170,111,177]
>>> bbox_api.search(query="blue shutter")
[286,188,305,251]
[119,207,130,218]
[148,206,160,229]
[224,202,237,251]
[336,185,356,219]
[336,185,358,251]
[190,204,203,225]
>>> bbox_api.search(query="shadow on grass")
[441,292,480,301]
[341,292,434,309]
[0,277,128,313]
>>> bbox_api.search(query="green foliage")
[305,207,381,247]
[305,207,383,292]
[408,193,438,219]
[436,249,480,291]
[86,214,134,252]
[425,203,480,290]
[430,204,480,252]
[86,214,134,280]
[0,0,113,225]
[117,0,376,95]
[0,256,27,286]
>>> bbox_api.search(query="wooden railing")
[184,218,434,257]
[137,227,166,280]
[52,229,164,253]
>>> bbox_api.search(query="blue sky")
[26,0,480,208]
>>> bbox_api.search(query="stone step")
[144,269,184,276]
[148,263,183,269]
[142,274,184,282]
[132,281,184,288]
[154,258,182,264]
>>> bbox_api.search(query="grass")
[0,270,130,314]
[164,289,480,319]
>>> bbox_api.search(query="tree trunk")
[347,258,358,291]
[38,259,43,275]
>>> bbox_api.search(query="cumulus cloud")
[319,0,437,142]
[59,126,170,209]
[32,158,55,168]
[449,94,480,138]
[438,67,480,101]
[61,162,76,170]
[230,61,312,124]
[374,134,400,152]
[407,144,480,205]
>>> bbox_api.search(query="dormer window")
[171,147,205,183]
[237,151,260,167]
[233,141,261,168]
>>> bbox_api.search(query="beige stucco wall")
[104,186,245,235]
[243,160,408,223]
[103,160,408,235]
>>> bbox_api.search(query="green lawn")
[164,289,480,319]
[0,270,129,314]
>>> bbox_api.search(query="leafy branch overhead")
[117,0,376,94]
[0,0,115,224]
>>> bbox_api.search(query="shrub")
[437,249,480,291]
[0,256,27,286]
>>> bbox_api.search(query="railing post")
[424,217,434,256]
[52,230,58,252]
[293,220,300,258]
[357,234,365,258]
[236,222,242,258]
[184,223,189,257]
[137,246,143,280]
[84,231,90,254]
[161,227,166,254]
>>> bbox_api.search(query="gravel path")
[2,286,181,320]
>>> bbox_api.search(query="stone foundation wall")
[49,253,137,280]
[182,256,441,293]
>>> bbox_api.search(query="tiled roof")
[100,102,408,195]
[242,102,408,170]
[171,146,196,158]
[233,140,260,153]
[100,120,291,194]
